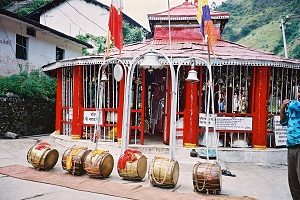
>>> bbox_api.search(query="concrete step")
[50,133,287,164]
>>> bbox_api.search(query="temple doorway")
[144,69,168,144]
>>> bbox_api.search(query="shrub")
[0,69,56,102]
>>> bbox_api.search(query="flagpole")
[104,31,111,61]
[206,34,218,162]
[167,0,175,160]
[93,25,110,150]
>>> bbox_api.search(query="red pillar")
[55,68,63,134]
[117,75,125,144]
[183,81,199,147]
[71,65,83,140]
[163,69,172,144]
[252,67,270,149]
[198,67,203,113]
[140,69,146,144]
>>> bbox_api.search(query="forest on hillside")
[217,0,300,59]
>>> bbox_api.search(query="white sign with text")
[273,115,287,146]
[199,113,252,131]
[199,113,216,127]
[216,117,252,131]
[83,111,102,125]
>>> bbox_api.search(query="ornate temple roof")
[147,1,229,36]
[147,1,229,21]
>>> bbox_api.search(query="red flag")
[108,0,123,51]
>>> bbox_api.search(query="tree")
[123,22,144,44]
[76,34,107,56]
[16,0,50,16]
[76,21,145,56]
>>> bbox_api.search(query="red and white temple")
[43,1,300,149]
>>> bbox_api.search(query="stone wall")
[0,96,55,136]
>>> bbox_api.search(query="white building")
[0,9,92,76]
[28,0,147,38]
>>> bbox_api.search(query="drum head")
[137,155,147,179]
[101,153,114,177]
[44,149,59,170]
[172,161,179,185]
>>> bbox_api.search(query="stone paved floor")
[0,136,292,200]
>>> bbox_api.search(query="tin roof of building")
[43,38,300,72]
[111,39,300,67]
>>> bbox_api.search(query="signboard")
[199,113,252,131]
[273,115,287,146]
[199,113,215,127]
[216,117,252,131]
[83,111,102,125]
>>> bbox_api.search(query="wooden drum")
[117,149,147,180]
[27,142,59,170]
[62,146,91,176]
[149,157,179,188]
[193,162,222,194]
[84,149,114,178]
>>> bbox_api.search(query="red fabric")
[108,3,123,51]
[117,149,141,169]
[34,142,51,150]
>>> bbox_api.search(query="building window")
[16,34,28,60]
[56,47,65,61]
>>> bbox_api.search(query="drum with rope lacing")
[193,162,222,194]
[84,149,114,178]
[62,146,91,176]
[148,156,179,188]
[117,149,147,180]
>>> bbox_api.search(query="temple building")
[43,0,300,149]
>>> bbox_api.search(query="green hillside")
[217,0,300,59]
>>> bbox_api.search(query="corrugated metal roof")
[107,39,300,67]
[43,39,300,72]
